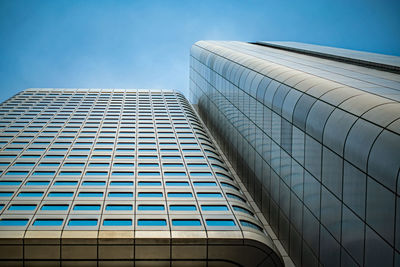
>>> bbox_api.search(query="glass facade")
[190,41,400,266]
[0,88,283,266]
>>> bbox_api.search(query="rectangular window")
[137,219,166,226]
[68,219,98,226]
[138,172,159,176]
[0,219,28,226]
[0,181,21,186]
[82,181,106,186]
[25,181,50,186]
[110,181,134,186]
[85,171,108,176]
[33,171,55,176]
[59,171,82,176]
[201,205,228,211]
[108,192,133,198]
[103,219,132,226]
[105,205,132,211]
[138,181,161,186]
[138,192,163,197]
[138,205,165,211]
[8,204,37,211]
[18,192,43,197]
[111,172,134,176]
[170,205,196,211]
[33,219,63,226]
[54,181,78,186]
[172,219,201,226]
[6,171,29,176]
[167,192,193,197]
[41,205,69,211]
[73,205,101,211]
[197,193,222,198]
[48,192,73,197]
[78,192,103,197]
[206,219,235,226]
[193,182,217,187]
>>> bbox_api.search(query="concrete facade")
[0,88,283,266]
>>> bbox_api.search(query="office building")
[190,41,400,266]
[0,88,284,266]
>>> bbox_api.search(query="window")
[162,155,181,159]
[138,205,165,211]
[170,205,196,211]
[78,192,103,197]
[221,182,239,190]
[73,205,101,211]
[85,171,108,176]
[164,172,186,177]
[18,192,43,197]
[13,162,34,166]
[103,219,132,226]
[138,163,159,167]
[165,182,189,186]
[163,163,183,167]
[106,205,132,211]
[6,171,28,176]
[48,192,73,197]
[82,181,106,186]
[167,192,193,197]
[8,204,37,211]
[240,220,263,231]
[172,219,201,226]
[63,163,85,167]
[25,181,49,186]
[54,181,78,186]
[46,155,64,158]
[193,182,216,187]
[190,172,212,177]
[197,192,222,198]
[206,219,236,226]
[0,181,21,186]
[33,171,55,176]
[108,192,133,198]
[138,172,159,176]
[110,181,134,186]
[39,163,60,166]
[91,155,111,159]
[59,171,82,176]
[41,204,69,211]
[0,219,29,226]
[137,219,166,226]
[89,163,109,167]
[112,172,134,176]
[113,163,134,167]
[33,219,63,226]
[68,219,98,226]
[226,193,246,202]
[138,192,163,197]
[138,181,161,186]
[201,205,228,211]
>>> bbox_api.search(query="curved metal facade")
[0,88,283,266]
[190,41,400,266]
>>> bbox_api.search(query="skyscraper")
[0,88,284,266]
[190,41,400,266]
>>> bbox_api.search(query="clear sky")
[0,0,399,102]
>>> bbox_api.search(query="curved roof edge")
[252,41,400,74]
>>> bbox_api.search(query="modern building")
[190,41,400,267]
[0,88,285,266]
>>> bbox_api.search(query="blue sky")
[0,0,399,102]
